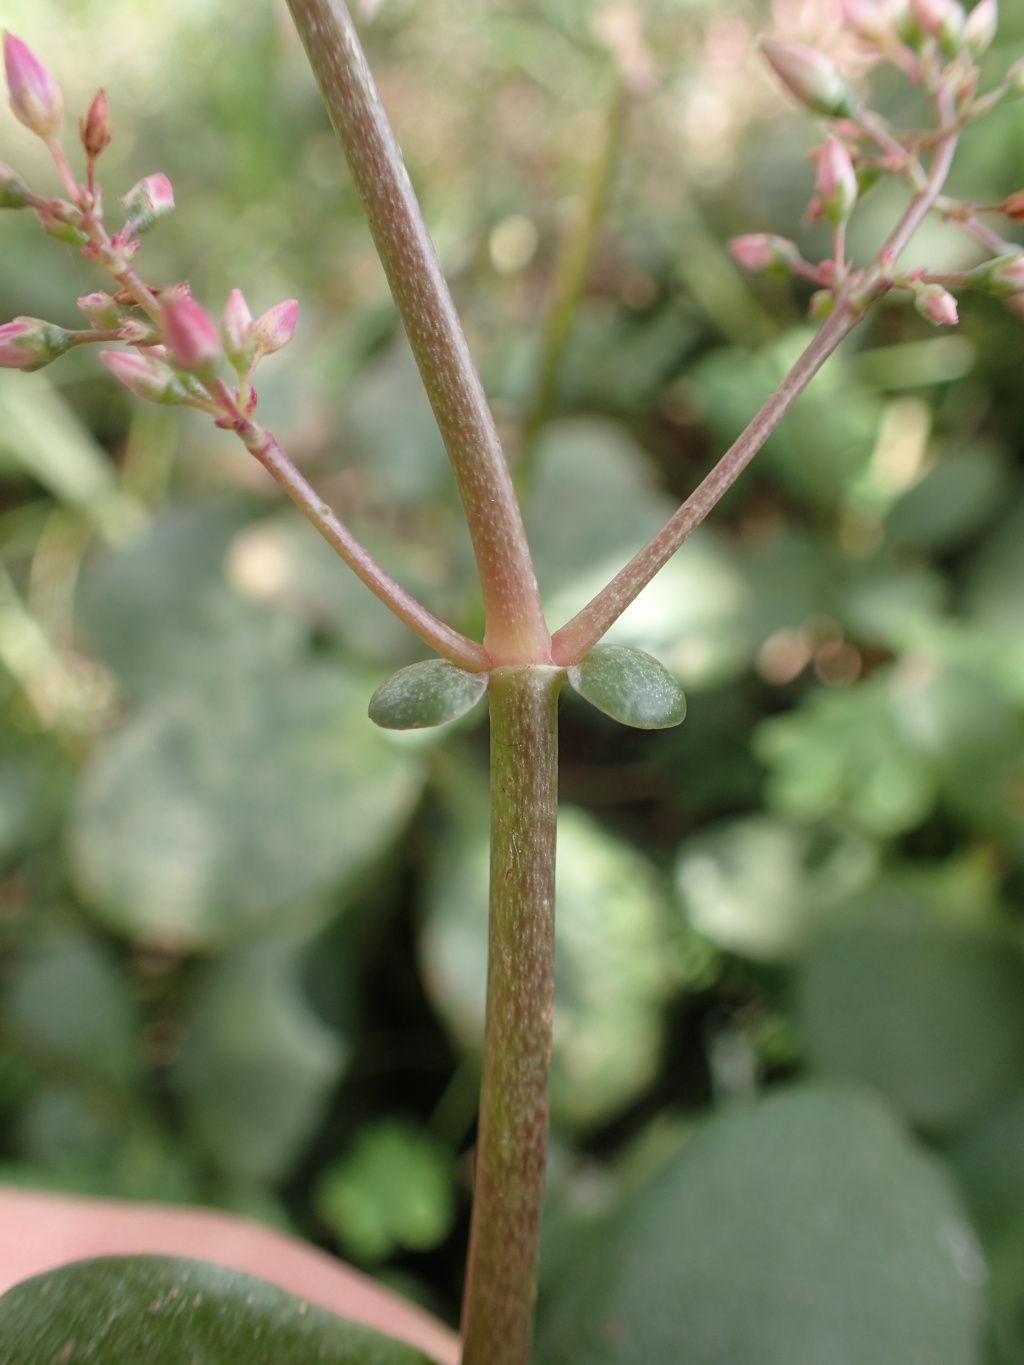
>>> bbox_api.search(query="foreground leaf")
[567,646,686,730]
[368,659,488,730]
[0,1255,433,1364]
[536,1086,984,1364]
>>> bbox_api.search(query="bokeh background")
[2,0,1024,1360]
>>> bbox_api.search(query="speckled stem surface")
[286,0,550,666]
[461,666,561,1365]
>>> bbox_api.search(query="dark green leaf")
[567,646,686,730]
[0,1256,432,1364]
[368,660,488,730]
[536,1086,984,1365]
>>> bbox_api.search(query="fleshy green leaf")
[368,660,488,730]
[0,1256,432,1364]
[567,646,686,730]
[536,1086,984,1365]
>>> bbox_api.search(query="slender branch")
[238,419,490,672]
[285,0,550,666]
[549,303,859,664]
[551,90,962,667]
[516,77,627,490]
[461,665,561,1365]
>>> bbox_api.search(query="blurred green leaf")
[4,934,141,1091]
[421,802,675,1128]
[0,1257,433,1364]
[174,933,347,1183]
[369,661,488,731]
[886,443,1010,554]
[70,663,425,947]
[674,817,877,962]
[755,673,936,836]
[536,1086,984,1365]
[316,1120,455,1264]
[800,910,1024,1132]
[568,646,686,730]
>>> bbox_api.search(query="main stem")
[461,666,561,1365]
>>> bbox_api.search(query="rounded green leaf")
[567,646,686,730]
[800,915,1024,1131]
[70,665,424,948]
[0,1256,432,1364]
[536,1086,984,1365]
[368,660,488,730]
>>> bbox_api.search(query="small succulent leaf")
[368,660,488,730]
[0,1255,433,1364]
[567,645,687,729]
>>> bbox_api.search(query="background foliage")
[1,0,1024,1360]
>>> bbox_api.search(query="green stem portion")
[462,665,562,1365]
[516,79,626,491]
[285,0,550,666]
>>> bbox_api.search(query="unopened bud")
[100,349,192,404]
[253,299,298,357]
[963,0,997,55]
[758,37,856,118]
[78,292,123,329]
[915,284,959,325]
[729,233,802,275]
[809,290,836,318]
[909,0,966,53]
[840,0,893,43]
[1006,57,1024,98]
[221,288,255,370]
[79,88,112,161]
[979,252,1024,294]
[3,32,63,142]
[0,316,72,370]
[33,204,89,247]
[161,290,220,377]
[0,163,30,209]
[817,136,858,224]
[120,173,175,236]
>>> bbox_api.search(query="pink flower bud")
[840,0,893,43]
[963,0,997,56]
[817,136,858,225]
[161,289,220,377]
[729,233,802,274]
[78,291,123,329]
[982,253,1024,293]
[100,349,191,404]
[120,173,175,236]
[909,0,965,51]
[0,162,30,209]
[915,284,959,326]
[0,316,71,370]
[79,88,112,161]
[3,32,63,141]
[758,37,855,118]
[253,299,298,357]
[1005,56,1024,99]
[221,288,255,369]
